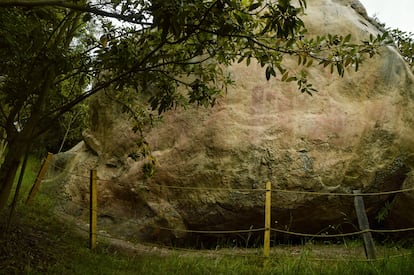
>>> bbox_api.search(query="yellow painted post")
[26,152,53,205]
[264,181,271,258]
[90,169,97,249]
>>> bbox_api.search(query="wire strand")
[45,158,414,197]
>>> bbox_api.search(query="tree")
[388,29,414,67]
[0,3,93,211]
[32,101,88,155]
[0,0,387,212]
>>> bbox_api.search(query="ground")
[1,206,412,275]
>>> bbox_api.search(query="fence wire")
[43,160,414,236]
[70,221,414,263]
[45,156,414,197]
[35,153,414,261]
[60,198,414,241]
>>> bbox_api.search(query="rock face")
[48,0,414,244]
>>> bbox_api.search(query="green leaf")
[248,2,262,11]
[343,33,351,43]
[344,57,351,67]
[265,66,276,80]
[336,63,344,77]
[281,71,289,81]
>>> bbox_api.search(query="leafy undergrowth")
[0,210,55,273]
[0,203,139,274]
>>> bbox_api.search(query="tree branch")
[0,0,152,26]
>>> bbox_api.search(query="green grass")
[8,154,43,206]
[46,248,414,275]
[1,156,414,274]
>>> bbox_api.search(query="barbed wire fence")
[25,153,414,262]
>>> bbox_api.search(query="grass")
[46,248,414,275]
[1,156,414,274]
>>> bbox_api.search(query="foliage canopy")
[388,29,414,67]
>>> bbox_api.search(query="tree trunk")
[0,138,27,212]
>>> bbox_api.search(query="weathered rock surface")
[47,0,414,244]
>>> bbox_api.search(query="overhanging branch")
[0,0,152,25]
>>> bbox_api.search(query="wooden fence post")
[90,169,97,249]
[264,181,271,258]
[26,152,53,205]
[353,190,376,260]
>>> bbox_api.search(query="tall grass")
[46,250,414,275]
[9,154,43,205]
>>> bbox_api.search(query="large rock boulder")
[47,0,414,244]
